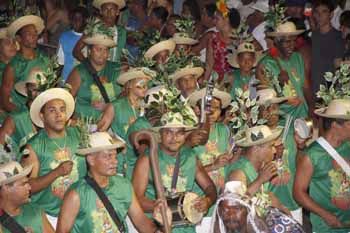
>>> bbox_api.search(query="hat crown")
[0,161,23,184]
[237,42,255,54]
[160,112,185,127]
[87,132,116,149]
[276,22,298,33]
[325,99,350,116]
[251,0,269,13]
[246,125,273,144]
[257,88,278,103]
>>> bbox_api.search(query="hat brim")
[235,127,283,147]
[117,70,152,85]
[188,89,232,109]
[0,28,8,39]
[227,51,263,68]
[314,107,350,120]
[30,88,75,128]
[257,96,289,105]
[15,81,30,96]
[93,0,126,10]
[8,15,44,38]
[0,164,33,186]
[144,40,176,59]
[84,35,116,47]
[173,37,198,45]
[77,141,125,155]
[171,67,204,83]
[266,30,305,37]
[151,124,197,132]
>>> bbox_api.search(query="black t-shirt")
[311,28,344,96]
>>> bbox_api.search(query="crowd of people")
[0,0,349,232]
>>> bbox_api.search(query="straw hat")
[228,42,259,68]
[314,99,350,120]
[84,34,116,48]
[30,88,75,128]
[15,68,46,97]
[144,39,176,59]
[256,89,288,105]
[170,66,204,83]
[0,161,33,186]
[92,0,126,10]
[152,112,196,132]
[8,15,45,38]
[0,27,8,39]
[117,67,156,85]
[188,88,232,109]
[266,22,304,37]
[172,33,198,45]
[250,0,269,13]
[77,132,125,155]
[235,125,283,147]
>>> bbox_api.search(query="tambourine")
[294,118,313,139]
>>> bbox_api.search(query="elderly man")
[57,132,161,233]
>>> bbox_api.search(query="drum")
[265,207,305,233]
[166,192,204,227]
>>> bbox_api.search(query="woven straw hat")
[151,112,196,132]
[266,22,304,37]
[235,125,283,147]
[144,39,176,59]
[188,88,232,109]
[170,66,204,83]
[172,33,198,45]
[77,132,125,155]
[117,67,156,85]
[256,89,289,105]
[8,15,44,38]
[84,34,116,47]
[0,161,33,186]
[314,99,350,120]
[92,0,125,10]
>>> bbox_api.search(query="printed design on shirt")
[162,164,188,193]
[50,148,79,199]
[91,198,120,233]
[271,148,291,186]
[123,116,136,136]
[329,159,350,210]
[90,76,116,105]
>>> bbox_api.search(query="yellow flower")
[216,0,229,18]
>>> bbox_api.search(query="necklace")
[51,132,67,151]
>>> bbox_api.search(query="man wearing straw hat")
[144,39,176,65]
[56,131,161,233]
[21,88,87,229]
[73,0,127,64]
[170,65,203,99]
[0,159,54,232]
[0,15,50,112]
[171,18,198,57]
[133,111,217,233]
[294,99,350,233]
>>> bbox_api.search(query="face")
[72,12,86,33]
[160,128,186,153]
[219,200,248,232]
[208,98,222,124]
[340,25,350,39]
[4,177,31,205]
[275,36,296,59]
[215,12,231,31]
[128,77,149,98]
[90,44,109,66]
[154,50,169,65]
[260,104,280,128]
[176,75,197,97]
[17,24,38,49]
[313,4,333,28]
[40,99,67,132]
[25,83,39,101]
[89,149,118,176]
[258,141,276,163]
[337,120,350,139]
[101,3,119,25]
[237,52,255,73]
[0,37,17,59]
[286,6,304,19]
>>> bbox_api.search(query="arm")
[42,211,55,233]
[65,68,81,98]
[0,64,17,111]
[56,189,81,233]
[192,32,213,55]
[128,191,159,233]
[132,155,157,212]
[97,103,115,132]
[73,36,87,62]
[0,116,15,145]
[269,192,290,215]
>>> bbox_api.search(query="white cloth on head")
[252,22,267,51]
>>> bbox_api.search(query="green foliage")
[252,191,272,217]
[36,56,64,93]
[174,18,196,39]
[84,17,115,38]
[122,48,157,69]
[76,117,97,149]
[229,23,254,51]
[264,1,286,33]
[129,29,162,55]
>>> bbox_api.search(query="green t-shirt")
[229,69,253,99]
[304,140,350,233]
[110,26,127,64]
[28,127,87,217]
[70,175,132,233]
[74,60,122,120]
[10,109,36,148]
[9,50,50,110]
[1,203,44,233]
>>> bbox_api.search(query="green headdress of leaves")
[229,88,267,140]
[317,64,350,107]
[174,18,196,39]
[229,23,254,52]
[264,1,286,33]
[84,17,114,38]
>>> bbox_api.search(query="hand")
[153,199,172,226]
[55,161,73,177]
[97,103,114,131]
[193,196,211,213]
[258,162,278,183]
[287,97,302,106]
[278,69,289,85]
[187,129,209,147]
[322,211,343,228]
[294,132,308,150]
[212,153,231,170]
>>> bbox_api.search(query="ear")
[39,111,44,122]
[86,154,95,167]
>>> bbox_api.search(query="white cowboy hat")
[235,125,283,147]
[0,27,8,39]
[256,88,289,105]
[30,88,75,128]
[77,132,125,155]
[314,99,350,120]
[92,0,126,10]
[266,22,304,37]
[250,0,269,13]
[8,15,45,38]
[172,33,198,45]
[0,161,33,186]
[188,88,232,109]
[151,112,196,132]
[117,67,156,85]
[84,34,116,48]
[144,39,176,60]
[170,66,204,83]
[227,42,260,68]
[15,68,46,97]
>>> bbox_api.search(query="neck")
[323,130,345,148]
[90,59,105,72]
[46,128,66,138]
[128,92,141,107]
[103,19,115,28]
[246,150,262,171]
[0,200,21,217]
[219,28,231,40]
[160,144,179,157]
[319,23,332,34]
[20,47,36,59]
[89,170,109,188]
[240,70,252,77]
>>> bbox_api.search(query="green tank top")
[70,175,132,233]
[9,50,50,110]
[28,127,87,217]
[229,69,252,99]
[110,26,127,63]
[75,60,122,120]
[304,140,350,233]
[0,61,6,86]
[259,52,308,123]
[1,203,43,233]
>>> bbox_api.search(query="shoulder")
[27,129,45,145]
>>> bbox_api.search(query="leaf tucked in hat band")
[0,136,17,164]
[84,17,115,39]
[174,18,196,39]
